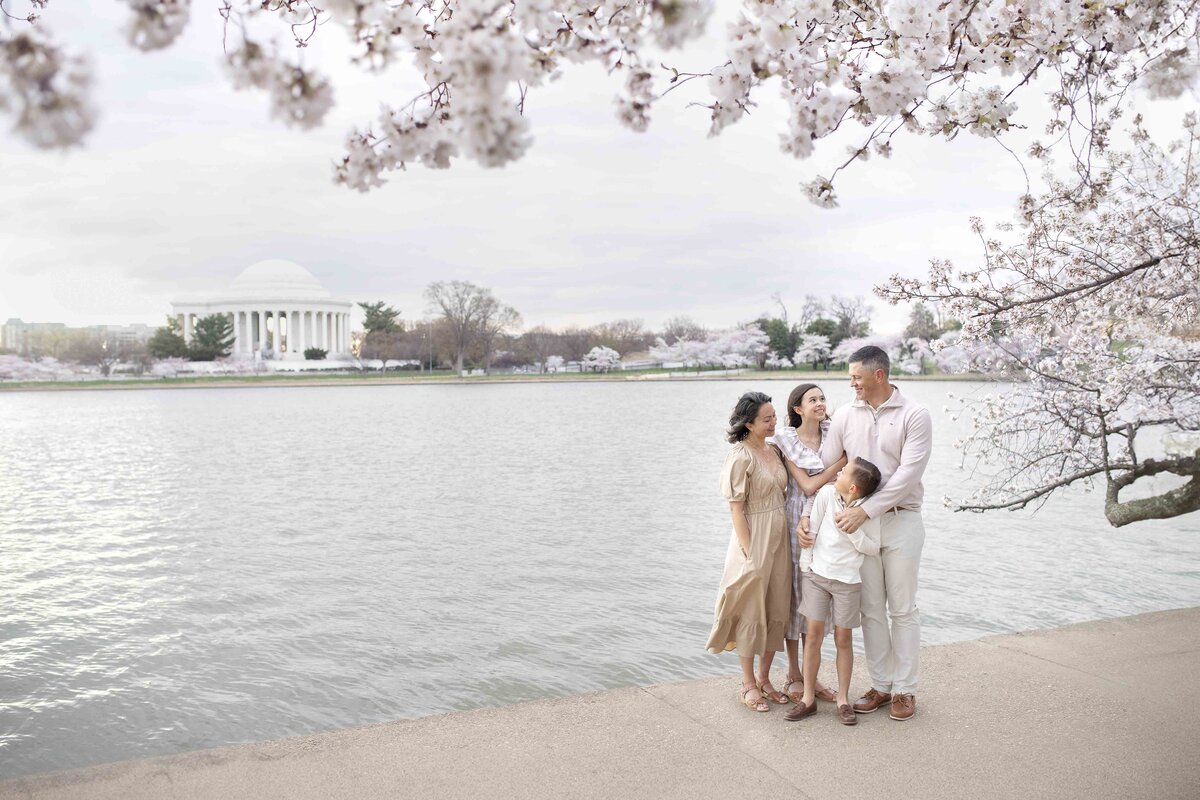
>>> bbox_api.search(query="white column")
[276,310,285,355]
[257,310,266,355]
[343,313,349,353]
[325,313,333,352]
[337,313,344,354]
[182,312,193,344]
[299,311,308,355]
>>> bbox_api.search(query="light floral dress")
[705,442,791,657]
[769,419,829,639]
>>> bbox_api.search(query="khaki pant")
[859,509,924,696]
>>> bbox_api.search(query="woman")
[705,392,792,712]
[758,383,845,704]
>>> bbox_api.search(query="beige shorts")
[799,570,862,629]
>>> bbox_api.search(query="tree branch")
[972,254,1169,317]
[1104,453,1200,527]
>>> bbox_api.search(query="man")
[800,345,932,721]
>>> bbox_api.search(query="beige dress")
[705,442,791,657]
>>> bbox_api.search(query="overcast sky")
[0,4,1190,335]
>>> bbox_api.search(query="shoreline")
[0,370,989,394]
[4,607,1197,799]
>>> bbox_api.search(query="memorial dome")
[225,259,332,301]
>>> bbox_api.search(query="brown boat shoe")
[837,704,857,725]
[890,693,916,721]
[852,688,892,714]
[784,699,818,722]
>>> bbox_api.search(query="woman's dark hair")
[727,392,772,443]
[785,383,825,428]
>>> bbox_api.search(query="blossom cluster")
[0,25,94,149]
[223,25,335,132]
[122,0,190,51]
[4,0,1198,207]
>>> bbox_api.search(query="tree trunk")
[1105,475,1200,527]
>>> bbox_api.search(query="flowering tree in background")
[897,336,933,375]
[0,354,78,381]
[581,345,621,372]
[764,351,793,370]
[0,1,1194,206]
[879,118,1200,526]
[649,324,770,369]
[830,333,900,366]
[792,333,831,369]
[149,357,191,378]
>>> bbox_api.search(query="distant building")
[170,260,353,360]
[2,319,155,357]
[2,319,67,356]
[99,324,154,347]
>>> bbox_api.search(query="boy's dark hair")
[849,345,890,376]
[848,457,882,498]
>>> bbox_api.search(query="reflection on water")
[1,380,1198,778]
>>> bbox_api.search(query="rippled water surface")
[2,380,1198,778]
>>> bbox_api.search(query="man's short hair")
[849,457,882,498]
[849,345,890,376]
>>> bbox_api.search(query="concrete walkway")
[4,608,1198,800]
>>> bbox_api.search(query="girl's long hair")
[786,383,827,428]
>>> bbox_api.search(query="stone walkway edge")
[3,607,1198,800]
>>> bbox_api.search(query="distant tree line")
[357,281,669,374]
[4,286,960,377]
[752,295,962,373]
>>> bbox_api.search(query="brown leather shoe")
[852,688,892,714]
[784,700,818,722]
[890,693,915,721]
[837,704,857,726]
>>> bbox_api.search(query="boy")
[784,456,882,725]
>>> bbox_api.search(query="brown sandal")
[782,677,804,704]
[814,682,838,703]
[757,679,789,705]
[739,683,770,712]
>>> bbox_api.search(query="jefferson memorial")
[171,260,353,360]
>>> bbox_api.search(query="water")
[2,379,1198,778]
